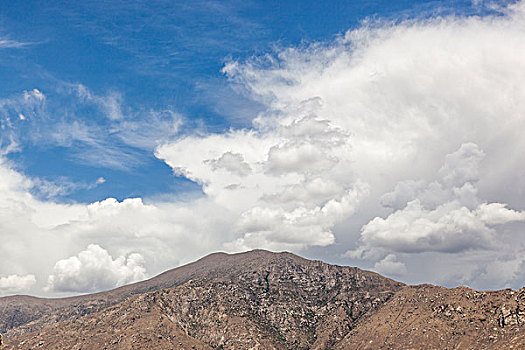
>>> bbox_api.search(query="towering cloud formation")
[2,3,525,295]
[156,113,367,251]
[158,3,525,286]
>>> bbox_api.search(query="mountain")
[336,284,525,349]
[1,250,525,349]
[1,250,402,349]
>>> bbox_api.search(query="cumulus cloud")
[0,154,231,295]
[3,2,525,295]
[0,274,36,295]
[222,4,525,205]
[348,143,525,269]
[46,244,147,293]
[157,110,362,250]
[374,255,407,277]
[207,152,252,176]
[228,183,368,250]
[215,4,525,287]
[157,3,525,287]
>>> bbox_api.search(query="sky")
[1,0,525,297]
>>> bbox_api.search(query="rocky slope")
[2,250,402,349]
[336,284,525,350]
[1,250,310,336]
[2,250,525,349]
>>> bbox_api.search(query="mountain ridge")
[2,250,525,349]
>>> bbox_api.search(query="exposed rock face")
[144,256,399,349]
[2,250,525,349]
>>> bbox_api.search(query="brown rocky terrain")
[1,250,313,337]
[1,250,525,349]
[336,284,525,350]
[1,250,401,349]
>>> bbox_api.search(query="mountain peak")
[3,251,525,349]
[1,250,400,347]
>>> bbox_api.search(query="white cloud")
[111,109,182,150]
[222,4,525,207]
[0,155,232,295]
[216,4,525,288]
[1,89,46,144]
[208,152,252,176]
[374,255,407,277]
[438,142,485,188]
[23,89,45,102]
[2,85,183,170]
[157,4,525,263]
[0,37,27,49]
[2,2,525,295]
[66,84,183,150]
[476,202,525,225]
[46,244,147,293]
[348,143,525,261]
[156,111,363,251]
[0,274,36,295]
[96,177,106,185]
[379,179,426,210]
[228,183,368,251]
[29,175,109,200]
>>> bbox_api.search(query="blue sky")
[2,0,525,296]
[0,0,499,203]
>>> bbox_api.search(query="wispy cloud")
[0,27,38,49]
[0,37,28,49]
[54,0,266,78]
[31,175,107,200]
[1,83,183,170]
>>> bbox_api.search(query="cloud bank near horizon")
[1,2,525,295]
